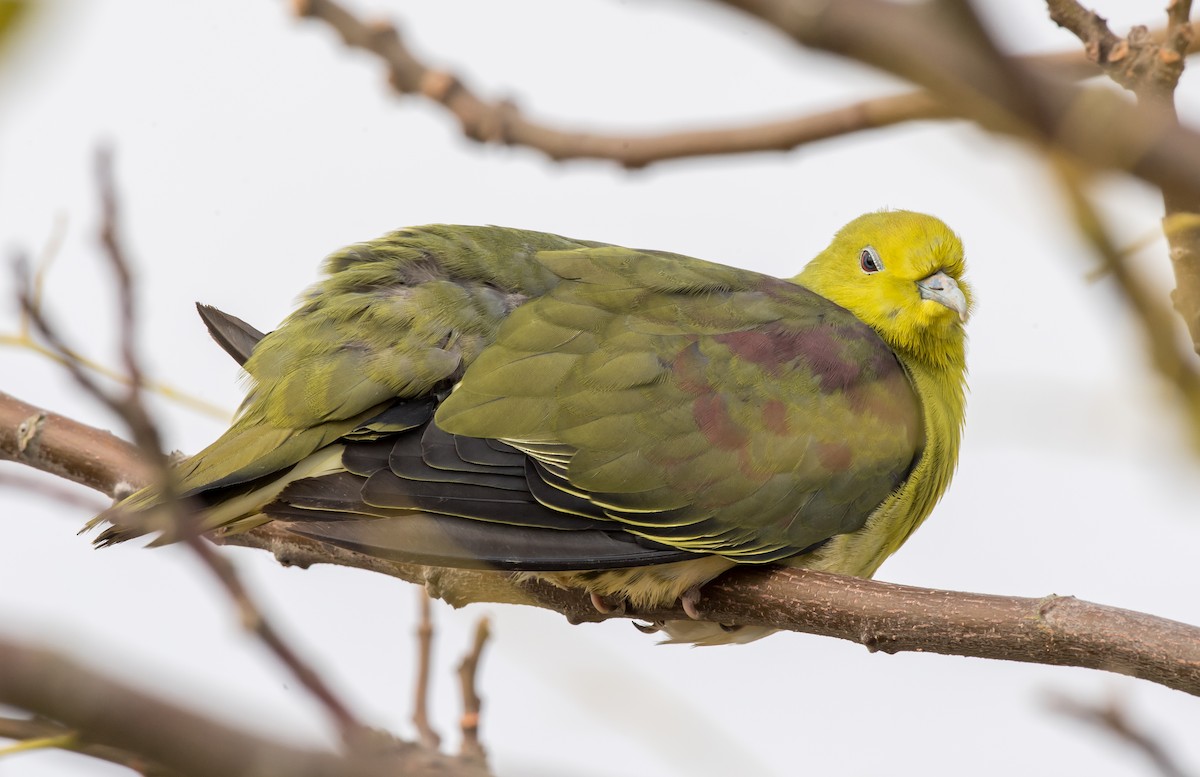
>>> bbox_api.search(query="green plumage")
[92,212,970,645]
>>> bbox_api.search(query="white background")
[3,2,1200,776]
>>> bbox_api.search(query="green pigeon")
[90,211,970,644]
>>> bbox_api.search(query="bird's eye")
[860,246,883,274]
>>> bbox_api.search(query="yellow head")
[795,210,970,369]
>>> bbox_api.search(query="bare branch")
[288,0,1196,169]
[0,639,490,777]
[5,394,1200,697]
[708,0,1200,207]
[225,526,1200,698]
[456,618,490,764]
[0,390,148,497]
[1047,1,1125,74]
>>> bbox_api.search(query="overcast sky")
[3,2,1200,776]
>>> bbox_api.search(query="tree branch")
[0,389,148,497]
[287,0,1196,170]
[6,390,1199,697]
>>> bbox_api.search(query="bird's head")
[795,210,970,368]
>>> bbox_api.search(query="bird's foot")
[680,587,740,631]
[633,620,664,634]
[589,592,627,615]
[681,586,703,620]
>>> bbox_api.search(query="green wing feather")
[435,244,923,562]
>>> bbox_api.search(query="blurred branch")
[19,147,371,744]
[186,533,370,739]
[15,145,376,738]
[0,468,107,512]
[412,590,442,750]
[1051,156,1200,440]
[0,638,490,777]
[3,149,494,775]
[704,0,1200,437]
[1050,0,1200,368]
[287,0,1195,169]
[705,0,1200,193]
[456,617,490,764]
[6,393,1200,697]
[1048,693,1195,777]
[0,329,231,420]
[1,204,227,420]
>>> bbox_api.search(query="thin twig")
[412,590,442,750]
[456,617,490,764]
[1048,693,1195,777]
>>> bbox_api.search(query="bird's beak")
[917,271,968,323]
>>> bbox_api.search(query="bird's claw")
[681,586,703,620]
[633,620,664,634]
[589,592,626,615]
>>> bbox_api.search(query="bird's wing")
[278,245,924,568]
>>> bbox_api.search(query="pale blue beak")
[917,271,968,323]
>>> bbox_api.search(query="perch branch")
[5,391,1199,697]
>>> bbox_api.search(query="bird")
[88,211,970,645]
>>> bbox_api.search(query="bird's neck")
[871,353,967,567]
[798,344,966,579]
